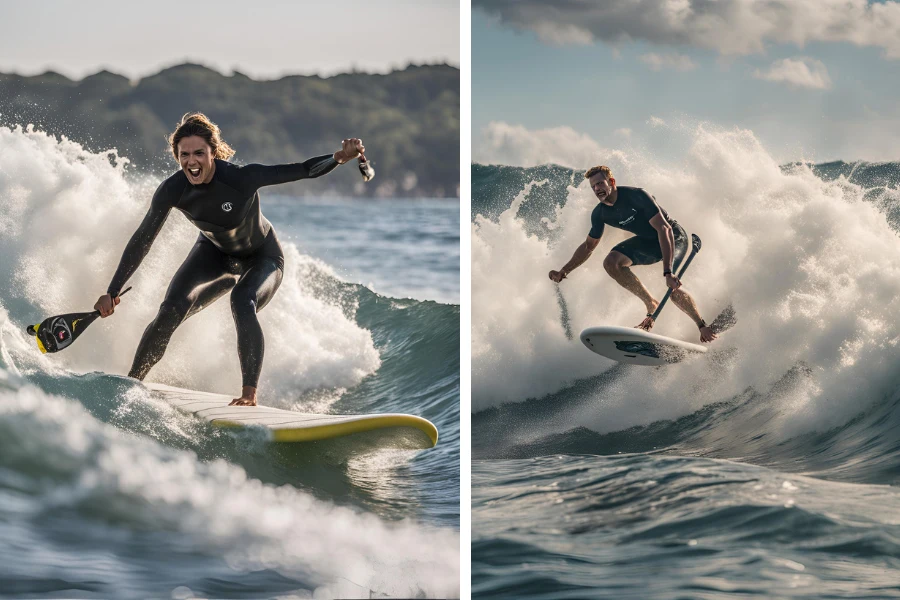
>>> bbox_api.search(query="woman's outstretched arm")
[244,138,366,188]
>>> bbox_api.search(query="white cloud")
[614,127,632,138]
[531,21,594,46]
[754,57,832,90]
[474,0,900,58]
[639,52,697,71]
[473,121,626,168]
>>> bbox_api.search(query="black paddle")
[26,287,132,354]
[651,233,701,323]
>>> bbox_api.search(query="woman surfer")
[95,112,366,406]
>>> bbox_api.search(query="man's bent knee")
[603,252,629,274]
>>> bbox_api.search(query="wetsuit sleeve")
[633,188,665,222]
[241,154,340,189]
[588,205,605,239]
[106,182,173,296]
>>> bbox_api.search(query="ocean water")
[472,124,900,598]
[0,124,460,599]
[269,196,459,305]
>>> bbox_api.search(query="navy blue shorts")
[611,221,688,269]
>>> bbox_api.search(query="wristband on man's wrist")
[663,270,672,276]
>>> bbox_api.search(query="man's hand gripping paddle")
[26,286,132,354]
[651,234,701,324]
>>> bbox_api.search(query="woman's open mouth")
[188,167,202,180]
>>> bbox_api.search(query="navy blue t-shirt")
[589,186,672,239]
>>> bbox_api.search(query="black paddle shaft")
[650,234,701,322]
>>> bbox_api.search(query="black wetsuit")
[588,186,687,268]
[108,155,339,387]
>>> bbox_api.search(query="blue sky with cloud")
[473,0,900,163]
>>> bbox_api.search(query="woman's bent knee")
[158,297,191,324]
[230,289,258,315]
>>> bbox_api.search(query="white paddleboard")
[580,326,707,366]
[146,383,438,448]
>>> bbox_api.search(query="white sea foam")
[0,382,459,598]
[473,121,900,439]
[0,125,380,406]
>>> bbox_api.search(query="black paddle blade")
[27,311,100,354]
[358,156,375,182]
[691,233,702,253]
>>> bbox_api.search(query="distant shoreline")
[0,63,460,198]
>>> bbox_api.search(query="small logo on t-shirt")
[222,202,233,212]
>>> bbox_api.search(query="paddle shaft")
[651,235,701,322]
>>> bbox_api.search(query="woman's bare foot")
[229,386,258,406]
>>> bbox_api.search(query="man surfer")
[549,165,717,343]
[94,112,366,406]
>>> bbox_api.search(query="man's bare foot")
[636,301,659,330]
[699,326,718,343]
[229,386,258,407]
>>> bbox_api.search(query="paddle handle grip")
[358,154,374,182]
[651,235,701,322]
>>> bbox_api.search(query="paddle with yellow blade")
[26,287,132,354]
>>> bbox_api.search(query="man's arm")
[549,235,601,282]
[649,213,680,289]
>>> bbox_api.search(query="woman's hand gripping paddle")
[651,234,702,323]
[26,286,132,354]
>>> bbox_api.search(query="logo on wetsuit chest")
[221,202,233,212]
[619,208,637,226]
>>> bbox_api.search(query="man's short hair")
[584,165,613,180]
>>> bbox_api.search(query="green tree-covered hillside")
[0,63,459,198]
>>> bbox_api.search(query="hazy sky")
[473,0,900,163]
[0,0,459,79]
